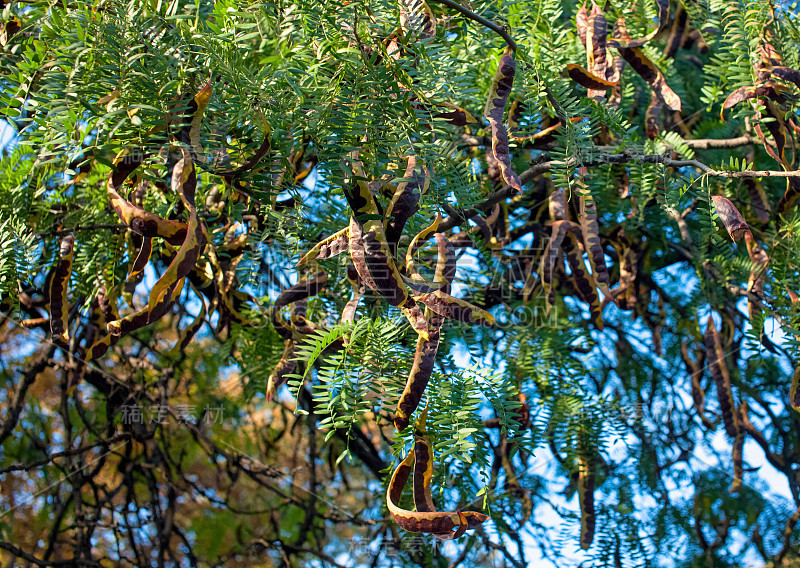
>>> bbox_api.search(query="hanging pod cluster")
[570,0,682,136]
[721,33,800,213]
[47,79,279,388]
[526,179,612,331]
[287,155,494,536]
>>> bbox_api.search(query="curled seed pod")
[107,278,185,337]
[412,409,437,513]
[124,236,153,307]
[406,214,442,275]
[354,223,410,306]
[108,152,188,246]
[704,315,739,438]
[344,172,410,307]
[415,101,478,126]
[49,234,74,345]
[145,149,207,311]
[384,156,429,247]
[722,84,785,112]
[177,80,213,162]
[296,228,350,267]
[386,434,488,538]
[484,47,522,192]
[711,196,750,242]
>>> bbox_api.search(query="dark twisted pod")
[704,316,740,438]
[49,234,74,345]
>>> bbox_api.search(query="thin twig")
[428,0,517,51]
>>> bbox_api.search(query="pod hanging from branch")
[704,315,739,438]
[711,196,750,241]
[266,340,298,402]
[615,18,682,111]
[296,228,350,267]
[384,156,429,247]
[344,173,411,307]
[577,429,596,550]
[412,408,438,513]
[394,325,441,431]
[484,46,523,192]
[144,149,207,311]
[395,235,456,430]
[562,229,603,330]
[387,415,488,538]
[579,187,612,301]
[49,234,74,345]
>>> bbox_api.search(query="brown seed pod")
[711,196,749,241]
[49,234,74,345]
[484,47,523,192]
[704,316,739,438]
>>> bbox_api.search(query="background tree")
[1,0,800,566]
